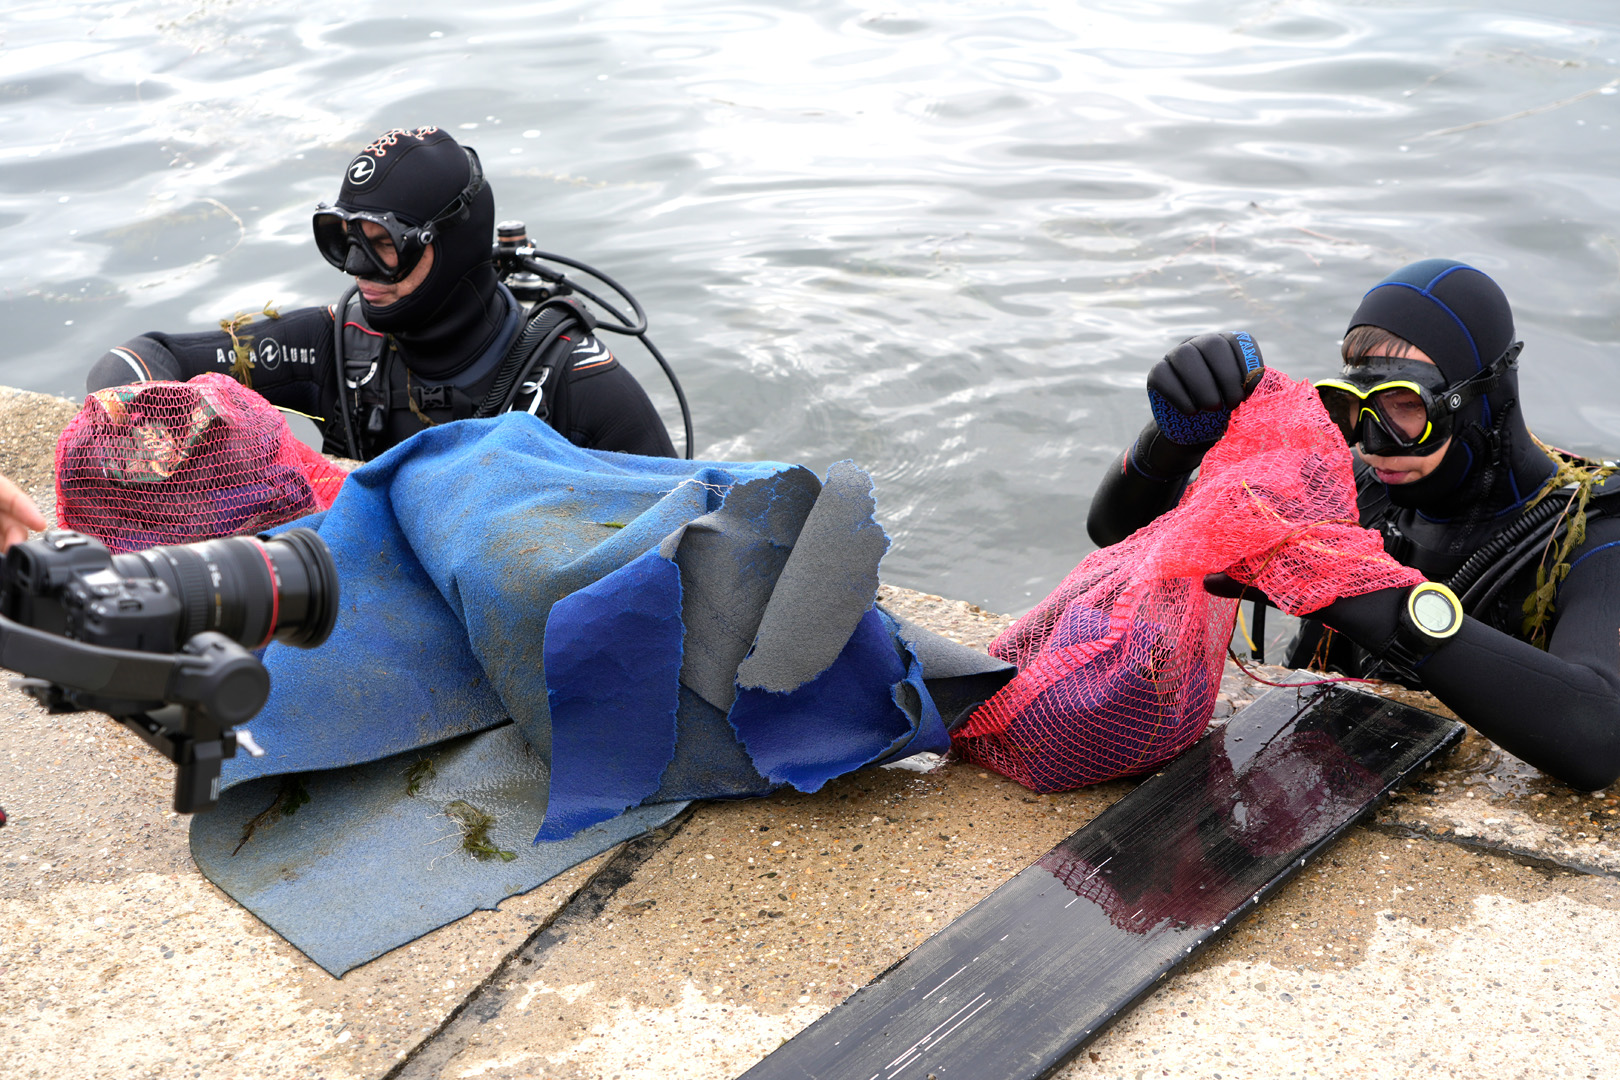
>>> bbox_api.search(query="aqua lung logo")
[348,155,376,186]
[214,341,316,371]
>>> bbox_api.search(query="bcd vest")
[321,292,594,460]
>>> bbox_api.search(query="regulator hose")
[473,305,573,420]
[331,284,361,461]
[1444,490,1569,608]
[511,249,695,459]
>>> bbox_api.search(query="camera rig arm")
[0,614,269,813]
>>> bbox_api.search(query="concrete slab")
[1,675,619,1080]
[1,386,1616,1080]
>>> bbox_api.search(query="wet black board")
[739,684,1463,1080]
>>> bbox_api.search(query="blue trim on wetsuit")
[1566,539,1620,581]
[416,283,522,390]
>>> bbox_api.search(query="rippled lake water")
[4,0,1620,614]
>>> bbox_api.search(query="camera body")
[0,528,338,812]
[7,532,183,652]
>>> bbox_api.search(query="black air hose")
[1444,490,1568,599]
[492,320,576,418]
[474,307,570,420]
[508,250,694,459]
[332,285,361,460]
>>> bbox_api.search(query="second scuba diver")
[1087,258,1620,791]
[86,126,677,461]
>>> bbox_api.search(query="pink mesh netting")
[56,373,348,553]
[955,370,1425,792]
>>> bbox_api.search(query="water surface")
[4,0,1619,613]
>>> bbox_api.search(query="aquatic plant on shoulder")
[1521,435,1619,650]
[218,302,281,388]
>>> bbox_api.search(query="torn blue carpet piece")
[539,548,685,841]
[229,492,509,786]
[730,607,949,792]
[192,413,1012,975]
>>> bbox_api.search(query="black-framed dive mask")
[1314,342,1521,458]
[311,146,485,284]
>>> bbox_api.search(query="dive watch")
[1385,581,1464,672]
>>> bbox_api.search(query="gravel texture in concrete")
[2,386,1617,1080]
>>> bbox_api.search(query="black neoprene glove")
[1133,331,1266,478]
[1216,577,1620,790]
[1088,332,1267,548]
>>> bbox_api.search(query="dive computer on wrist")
[1385,581,1464,672]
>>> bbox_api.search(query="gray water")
[4,0,1620,615]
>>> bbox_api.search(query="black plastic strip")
[739,684,1463,1080]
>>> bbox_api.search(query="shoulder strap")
[473,297,593,419]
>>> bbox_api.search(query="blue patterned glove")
[1144,331,1265,447]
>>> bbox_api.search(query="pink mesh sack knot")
[955,369,1425,793]
[56,373,348,552]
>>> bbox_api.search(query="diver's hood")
[334,127,500,368]
[1346,259,1549,516]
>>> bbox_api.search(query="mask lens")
[1370,386,1429,441]
[1315,385,1361,441]
[310,208,419,283]
[357,224,403,276]
[312,211,352,269]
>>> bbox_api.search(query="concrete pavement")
[1,386,1615,1080]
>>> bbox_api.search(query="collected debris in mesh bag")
[56,372,347,551]
[955,370,1424,791]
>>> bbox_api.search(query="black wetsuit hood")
[334,127,503,378]
[1345,258,1553,521]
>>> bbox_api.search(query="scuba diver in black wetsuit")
[1087,259,1620,791]
[86,126,683,461]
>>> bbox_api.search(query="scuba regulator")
[492,221,694,458]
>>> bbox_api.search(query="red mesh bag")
[955,370,1425,792]
[56,373,347,552]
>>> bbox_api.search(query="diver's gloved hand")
[1127,331,1265,481]
[1145,331,1266,446]
[1202,572,1269,603]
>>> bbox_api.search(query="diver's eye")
[1374,388,1428,440]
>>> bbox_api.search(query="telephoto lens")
[111,528,339,651]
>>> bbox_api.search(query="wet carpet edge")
[386,808,697,1080]
[190,723,690,977]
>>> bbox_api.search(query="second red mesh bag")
[56,373,348,553]
[955,370,1424,792]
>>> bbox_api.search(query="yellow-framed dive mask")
[1314,344,1521,458]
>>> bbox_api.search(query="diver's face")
[1350,345,1451,484]
[353,220,435,307]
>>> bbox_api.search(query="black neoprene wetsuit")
[85,284,677,461]
[1087,408,1620,792]
[1087,259,1620,791]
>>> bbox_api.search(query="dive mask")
[1315,343,1521,457]
[312,146,486,284]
